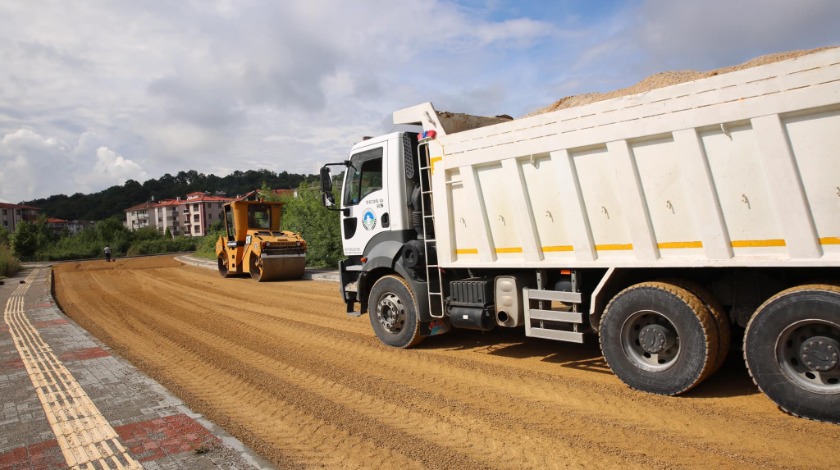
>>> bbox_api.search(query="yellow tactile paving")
[3,269,142,470]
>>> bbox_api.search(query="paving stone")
[0,266,274,469]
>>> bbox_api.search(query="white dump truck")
[319,48,840,422]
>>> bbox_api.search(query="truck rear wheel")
[600,282,718,395]
[744,284,840,423]
[368,275,424,349]
[660,278,731,372]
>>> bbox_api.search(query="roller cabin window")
[248,205,271,229]
[343,148,383,206]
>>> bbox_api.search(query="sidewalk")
[0,266,274,469]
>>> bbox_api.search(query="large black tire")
[744,284,840,423]
[661,278,731,372]
[218,256,235,278]
[249,255,266,282]
[368,275,424,348]
[600,282,719,395]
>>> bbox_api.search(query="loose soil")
[53,256,840,469]
[529,47,835,115]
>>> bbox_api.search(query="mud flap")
[420,318,451,337]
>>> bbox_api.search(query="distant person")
[104,246,111,262]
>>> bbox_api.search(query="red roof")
[0,202,40,210]
[125,193,234,212]
[124,201,157,212]
[185,194,233,203]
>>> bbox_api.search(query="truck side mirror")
[321,192,335,207]
[320,166,332,193]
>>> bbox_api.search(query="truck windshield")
[343,147,383,206]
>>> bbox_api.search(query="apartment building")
[124,201,158,231]
[0,202,41,232]
[124,192,233,237]
[46,218,94,236]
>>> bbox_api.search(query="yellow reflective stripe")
[542,245,574,252]
[820,237,840,245]
[495,247,523,254]
[731,239,786,247]
[430,156,442,174]
[658,241,703,249]
[456,248,478,255]
[595,243,633,251]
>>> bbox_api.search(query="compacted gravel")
[53,256,840,469]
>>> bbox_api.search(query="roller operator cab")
[321,48,840,423]
[215,199,307,282]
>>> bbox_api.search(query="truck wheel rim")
[775,319,840,394]
[377,293,406,334]
[620,310,680,372]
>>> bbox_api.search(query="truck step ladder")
[417,138,445,318]
[523,271,585,343]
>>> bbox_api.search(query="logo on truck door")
[362,209,377,230]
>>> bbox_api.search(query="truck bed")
[399,47,840,269]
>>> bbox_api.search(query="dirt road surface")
[53,256,839,469]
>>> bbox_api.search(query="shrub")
[194,229,224,260]
[126,237,200,256]
[0,243,21,278]
[281,182,342,268]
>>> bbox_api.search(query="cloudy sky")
[1,0,838,204]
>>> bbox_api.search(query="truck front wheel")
[600,282,718,395]
[744,284,840,423]
[369,275,424,348]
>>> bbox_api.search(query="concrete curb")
[174,255,340,283]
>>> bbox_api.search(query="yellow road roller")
[215,200,307,281]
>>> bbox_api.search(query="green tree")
[11,221,39,259]
[281,181,342,268]
[0,226,10,247]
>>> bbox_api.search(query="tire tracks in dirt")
[53,257,840,469]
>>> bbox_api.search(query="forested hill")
[23,169,316,221]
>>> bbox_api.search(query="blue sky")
[1,0,838,205]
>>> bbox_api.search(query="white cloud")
[90,146,148,183]
[0,128,147,203]
[0,0,838,207]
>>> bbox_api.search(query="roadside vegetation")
[278,183,341,269]
[9,216,201,262]
[8,180,343,269]
[0,227,21,278]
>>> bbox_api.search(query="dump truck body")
[320,48,840,422]
[215,200,306,281]
[402,50,839,270]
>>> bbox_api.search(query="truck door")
[341,144,389,256]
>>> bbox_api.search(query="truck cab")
[321,132,434,331]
